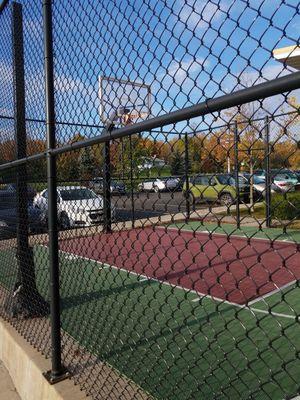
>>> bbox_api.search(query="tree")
[79,147,95,181]
[27,139,47,182]
[189,135,204,173]
[110,135,149,179]
[170,149,184,175]
[270,97,300,169]
[57,133,84,182]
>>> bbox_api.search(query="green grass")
[1,245,300,399]
[217,203,266,219]
[233,203,266,219]
[168,221,300,243]
[137,165,172,178]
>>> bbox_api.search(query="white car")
[34,186,115,228]
[241,174,293,196]
[138,177,180,192]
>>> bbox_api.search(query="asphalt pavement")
[112,191,205,222]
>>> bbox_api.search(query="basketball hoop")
[121,111,149,126]
[99,76,151,126]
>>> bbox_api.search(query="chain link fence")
[0,1,300,399]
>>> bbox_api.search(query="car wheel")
[189,192,196,203]
[60,212,70,230]
[187,192,197,209]
[220,193,234,206]
[153,185,159,193]
[42,213,48,225]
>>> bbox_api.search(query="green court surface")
[1,245,300,400]
[168,221,300,243]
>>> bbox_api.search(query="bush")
[270,192,300,220]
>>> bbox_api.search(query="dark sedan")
[0,183,36,201]
[89,178,126,194]
[0,190,43,238]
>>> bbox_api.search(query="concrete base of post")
[0,318,88,400]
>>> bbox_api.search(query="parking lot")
[112,191,205,222]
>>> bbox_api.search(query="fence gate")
[0,1,300,399]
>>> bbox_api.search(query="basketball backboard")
[273,45,300,70]
[99,76,151,127]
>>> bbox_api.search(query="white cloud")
[177,0,232,30]
[54,74,95,97]
[241,64,291,86]
[167,57,209,83]
[24,18,42,37]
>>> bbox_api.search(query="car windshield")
[242,173,250,179]
[218,175,245,185]
[274,174,291,181]
[253,176,265,184]
[272,171,297,180]
[60,188,98,201]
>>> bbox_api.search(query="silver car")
[138,177,180,192]
[89,178,126,194]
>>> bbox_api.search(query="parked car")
[293,170,300,183]
[183,173,250,205]
[138,177,181,192]
[0,190,43,238]
[0,183,36,202]
[0,220,10,239]
[34,186,115,229]
[89,178,126,194]
[254,170,297,192]
[240,173,277,198]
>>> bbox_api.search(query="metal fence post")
[10,1,49,318]
[265,116,271,228]
[233,122,240,229]
[42,0,69,383]
[184,133,190,222]
[12,1,29,275]
[103,140,112,233]
[121,137,125,180]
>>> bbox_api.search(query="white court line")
[192,296,298,320]
[52,246,243,308]
[250,307,298,320]
[248,280,297,306]
[157,226,297,244]
[290,394,300,400]
[40,245,299,320]
[64,254,82,261]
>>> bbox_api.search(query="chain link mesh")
[0,1,300,399]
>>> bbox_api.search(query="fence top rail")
[0,71,299,172]
[0,108,299,138]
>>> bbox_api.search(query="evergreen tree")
[80,147,95,180]
[170,149,184,175]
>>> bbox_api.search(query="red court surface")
[59,227,300,305]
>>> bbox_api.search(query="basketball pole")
[102,111,115,234]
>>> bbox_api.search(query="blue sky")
[0,0,299,143]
